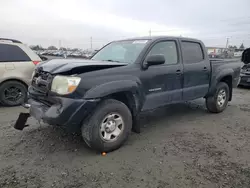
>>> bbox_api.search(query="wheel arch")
[0,78,28,89]
[83,80,145,116]
[207,69,233,100]
[219,75,233,101]
[103,91,141,117]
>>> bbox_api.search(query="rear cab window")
[0,43,31,62]
[181,41,204,64]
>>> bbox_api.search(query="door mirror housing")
[143,54,165,69]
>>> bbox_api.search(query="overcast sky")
[1,0,250,49]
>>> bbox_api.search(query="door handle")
[203,67,208,71]
[176,70,181,75]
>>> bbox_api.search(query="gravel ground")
[0,87,250,188]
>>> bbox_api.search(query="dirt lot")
[0,87,250,188]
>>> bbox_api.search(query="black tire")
[81,99,132,152]
[0,81,27,106]
[206,82,229,113]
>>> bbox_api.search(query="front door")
[141,40,183,111]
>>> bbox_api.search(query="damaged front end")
[14,95,99,132]
[14,59,125,131]
[239,48,250,86]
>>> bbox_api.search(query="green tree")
[48,46,58,50]
[239,43,245,50]
[30,45,44,51]
[59,47,67,51]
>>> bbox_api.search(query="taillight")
[33,61,40,65]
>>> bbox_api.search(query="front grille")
[32,69,53,94]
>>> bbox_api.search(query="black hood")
[36,59,128,74]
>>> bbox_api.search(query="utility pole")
[149,29,151,37]
[59,40,61,49]
[90,37,92,49]
[225,38,229,50]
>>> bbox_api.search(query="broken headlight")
[51,75,81,95]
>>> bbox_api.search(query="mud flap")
[14,113,30,130]
[132,116,141,134]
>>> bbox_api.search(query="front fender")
[83,80,143,99]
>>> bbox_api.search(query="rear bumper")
[14,97,99,132]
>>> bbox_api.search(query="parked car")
[238,48,250,87]
[14,36,241,152]
[234,50,244,58]
[0,38,42,106]
[38,55,48,61]
[209,51,233,59]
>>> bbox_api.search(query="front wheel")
[206,82,230,113]
[81,99,132,152]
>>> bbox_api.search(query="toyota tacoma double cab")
[14,36,241,152]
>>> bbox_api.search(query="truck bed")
[210,58,241,64]
[210,58,241,88]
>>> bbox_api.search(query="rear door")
[0,43,14,83]
[180,40,210,100]
[0,43,34,84]
[141,40,184,111]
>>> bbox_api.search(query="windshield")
[91,40,149,63]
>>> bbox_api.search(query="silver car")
[0,38,41,106]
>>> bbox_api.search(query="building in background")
[206,47,227,58]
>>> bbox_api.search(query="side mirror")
[143,54,165,69]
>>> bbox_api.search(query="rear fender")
[207,69,233,97]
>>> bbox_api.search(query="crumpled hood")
[241,64,250,75]
[36,59,128,74]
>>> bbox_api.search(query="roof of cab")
[115,36,202,43]
[0,38,22,43]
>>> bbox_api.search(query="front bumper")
[14,96,99,132]
[239,74,250,87]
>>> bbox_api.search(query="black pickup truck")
[14,36,241,152]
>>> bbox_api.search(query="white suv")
[0,38,42,106]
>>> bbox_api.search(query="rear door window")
[0,43,31,62]
[181,41,204,64]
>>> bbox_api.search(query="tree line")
[29,45,80,51]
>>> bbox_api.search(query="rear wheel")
[81,99,132,152]
[0,81,27,106]
[206,82,229,113]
